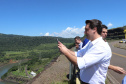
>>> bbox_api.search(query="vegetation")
[0,33,74,83]
[0,33,74,63]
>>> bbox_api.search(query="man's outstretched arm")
[58,41,78,66]
[108,65,126,74]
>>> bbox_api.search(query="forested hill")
[0,33,74,51]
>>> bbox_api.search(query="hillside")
[0,33,74,51]
[0,33,74,63]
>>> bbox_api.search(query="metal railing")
[69,62,80,84]
[68,47,81,84]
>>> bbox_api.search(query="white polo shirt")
[76,37,112,84]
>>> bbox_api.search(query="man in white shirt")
[58,19,112,84]
[101,24,126,74]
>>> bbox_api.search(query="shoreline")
[0,59,29,68]
[0,59,29,83]
[0,57,59,84]
[0,60,19,68]
[0,63,9,68]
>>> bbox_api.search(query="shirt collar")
[79,42,82,45]
[91,37,102,45]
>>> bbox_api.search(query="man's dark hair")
[101,24,108,29]
[74,36,81,40]
[85,19,102,35]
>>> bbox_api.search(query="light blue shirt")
[78,42,83,50]
[76,37,112,84]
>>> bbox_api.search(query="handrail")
[69,47,81,84]
[69,62,81,84]
[76,69,81,84]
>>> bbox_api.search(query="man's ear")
[93,27,97,32]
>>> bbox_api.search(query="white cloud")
[53,26,85,38]
[44,32,50,36]
[44,32,54,36]
[43,26,85,38]
[107,23,113,28]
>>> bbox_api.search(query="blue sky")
[0,0,126,38]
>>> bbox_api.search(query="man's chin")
[103,36,106,39]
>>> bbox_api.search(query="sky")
[0,0,126,38]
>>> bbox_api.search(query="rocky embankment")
[27,53,70,84]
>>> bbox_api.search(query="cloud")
[53,26,85,38]
[107,23,113,27]
[44,32,54,36]
[43,26,85,38]
[44,32,50,36]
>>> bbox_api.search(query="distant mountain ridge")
[0,33,74,51]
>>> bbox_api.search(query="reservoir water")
[0,63,18,84]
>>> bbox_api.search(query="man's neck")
[90,34,101,42]
[79,41,82,44]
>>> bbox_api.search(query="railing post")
[69,62,72,80]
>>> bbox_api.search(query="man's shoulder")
[84,38,89,42]
[94,39,110,48]
[98,40,111,51]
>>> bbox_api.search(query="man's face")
[101,28,108,39]
[84,23,94,40]
[75,43,79,49]
[75,39,80,44]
